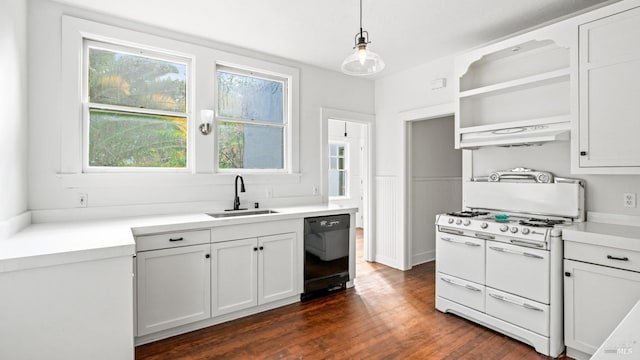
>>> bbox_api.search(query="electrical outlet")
[624,193,636,208]
[312,185,319,196]
[78,193,88,208]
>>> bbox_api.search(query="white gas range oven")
[435,168,585,358]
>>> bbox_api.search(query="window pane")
[328,170,339,197]
[330,144,338,156]
[338,146,345,157]
[89,109,186,167]
[88,47,187,112]
[338,157,344,170]
[330,157,337,170]
[217,71,283,124]
[218,122,283,169]
[338,171,346,196]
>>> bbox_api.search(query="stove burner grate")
[518,218,566,228]
[446,211,489,218]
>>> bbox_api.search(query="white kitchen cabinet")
[136,243,211,336]
[211,237,258,316]
[575,5,640,173]
[212,232,297,317]
[564,259,640,357]
[454,21,573,149]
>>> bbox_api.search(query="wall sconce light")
[199,109,214,135]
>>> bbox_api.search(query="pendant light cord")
[359,0,363,37]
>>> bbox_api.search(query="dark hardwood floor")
[136,228,559,359]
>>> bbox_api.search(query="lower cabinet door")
[211,238,258,317]
[136,244,211,336]
[258,233,297,305]
[436,272,485,312]
[564,259,640,355]
[486,287,550,336]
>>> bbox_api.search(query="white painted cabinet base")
[0,256,134,360]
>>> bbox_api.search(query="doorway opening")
[320,107,375,270]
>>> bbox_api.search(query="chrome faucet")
[233,175,246,210]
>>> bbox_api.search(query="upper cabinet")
[574,5,640,173]
[454,23,574,149]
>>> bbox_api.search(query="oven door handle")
[440,237,481,247]
[440,277,482,292]
[488,293,544,312]
[489,246,544,259]
[509,239,544,248]
[439,228,464,235]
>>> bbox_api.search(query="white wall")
[373,56,455,270]
[410,116,462,266]
[328,120,364,227]
[27,0,374,222]
[0,0,29,237]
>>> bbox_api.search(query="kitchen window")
[62,16,299,179]
[216,66,287,171]
[83,40,190,171]
[328,143,348,198]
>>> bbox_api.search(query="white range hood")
[459,121,570,149]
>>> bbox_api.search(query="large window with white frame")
[216,65,287,171]
[83,40,190,171]
[328,142,348,198]
[62,16,299,178]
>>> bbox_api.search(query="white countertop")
[563,221,640,252]
[591,299,640,359]
[0,204,356,273]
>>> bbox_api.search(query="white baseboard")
[412,250,435,266]
[0,212,31,240]
[374,254,405,271]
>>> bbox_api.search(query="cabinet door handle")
[253,247,258,251]
[205,254,210,259]
[169,237,184,242]
[607,255,629,261]
[259,246,264,251]
[580,151,587,156]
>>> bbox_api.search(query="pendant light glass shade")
[341,0,385,76]
[341,43,385,76]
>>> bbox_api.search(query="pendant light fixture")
[341,0,385,76]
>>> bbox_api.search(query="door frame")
[321,107,375,262]
[400,102,456,269]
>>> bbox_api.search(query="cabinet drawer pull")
[464,242,481,247]
[607,255,629,261]
[489,293,543,312]
[169,237,184,242]
[440,277,481,292]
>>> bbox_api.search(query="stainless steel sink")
[206,209,279,218]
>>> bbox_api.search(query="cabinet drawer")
[565,241,640,273]
[486,287,549,337]
[486,241,549,303]
[437,272,485,312]
[136,230,211,252]
[436,232,485,284]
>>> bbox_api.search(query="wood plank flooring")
[136,229,563,359]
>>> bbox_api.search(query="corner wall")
[0,0,29,237]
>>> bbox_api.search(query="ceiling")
[52,0,615,78]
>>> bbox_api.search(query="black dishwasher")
[302,214,350,300]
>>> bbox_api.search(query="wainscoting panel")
[375,176,400,268]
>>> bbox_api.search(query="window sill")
[56,172,302,188]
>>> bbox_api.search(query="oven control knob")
[456,219,462,225]
[510,227,518,233]
[463,220,471,226]
[521,228,530,235]
[448,218,454,224]
[480,222,488,229]
[499,225,508,232]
